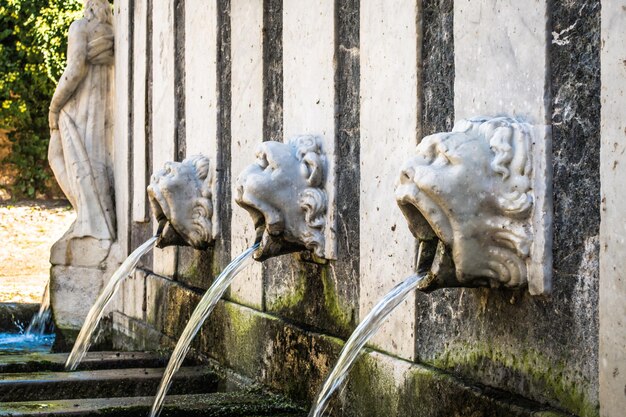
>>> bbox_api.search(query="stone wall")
[106,1,621,416]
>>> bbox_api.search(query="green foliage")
[0,0,82,198]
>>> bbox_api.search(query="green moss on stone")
[347,353,400,415]
[431,342,599,417]
[320,267,352,332]
[266,272,307,312]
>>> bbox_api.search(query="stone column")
[229,0,264,309]
[359,0,421,359]
[600,1,626,415]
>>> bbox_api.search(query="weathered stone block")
[115,269,146,321]
[176,247,215,290]
[50,237,112,268]
[193,300,570,416]
[111,311,175,352]
[145,274,202,340]
[50,265,107,330]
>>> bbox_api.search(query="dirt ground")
[0,200,75,303]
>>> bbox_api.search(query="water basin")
[0,332,55,355]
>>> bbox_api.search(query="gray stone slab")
[50,265,107,330]
[0,392,305,417]
[131,0,149,223]
[0,351,167,374]
[144,274,202,341]
[333,0,361,341]
[262,0,283,142]
[114,0,131,256]
[214,0,234,275]
[0,366,219,402]
[422,0,454,135]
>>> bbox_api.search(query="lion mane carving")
[396,117,534,290]
[147,155,214,250]
[235,135,328,261]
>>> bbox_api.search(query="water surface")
[0,332,54,355]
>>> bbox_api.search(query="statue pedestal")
[50,237,122,345]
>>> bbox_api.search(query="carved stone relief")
[396,116,551,294]
[147,155,215,250]
[235,135,328,261]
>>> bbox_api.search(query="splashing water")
[0,332,54,355]
[65,236,158,371]
[0,281,55,354]
[308,270,429,417]
[26,280,52,335]
[149,243,259,417]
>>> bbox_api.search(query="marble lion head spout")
[396,116,536,291]
[235,135,328,262]
[148,155,214,250]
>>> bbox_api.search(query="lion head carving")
[396,117,534,290]
[235,135,328,261]
[147,155,214,250]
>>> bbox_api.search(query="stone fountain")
[36,1,623,416]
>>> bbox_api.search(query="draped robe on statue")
[49,19,115,241]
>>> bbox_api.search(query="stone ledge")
[110,276,571,417]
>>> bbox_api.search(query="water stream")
[26,280,51,335]
[0,281,55,354]
[308,270,428,417]
[64,236,158,371]
[148,243,259,417]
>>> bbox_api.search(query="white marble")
[131,0,149,223]
[283,0,336,260]
[235,136,328,262]
[397,117,537,290]
[151,0,177,277]
[454,0,552,295]
[600,2,626,415]
[229,0,264,308]
[48,1,119,329]
[147,155,214,249]
[359,0,421,360]
[48,0,116,248]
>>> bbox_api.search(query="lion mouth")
[395,187,453,246]
[235,198,304,262]
[147,183,189,248]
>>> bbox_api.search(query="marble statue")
[48,0,115,246]
[147,155,215,250]
[396,117,535,290]
[235,135,328,261]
